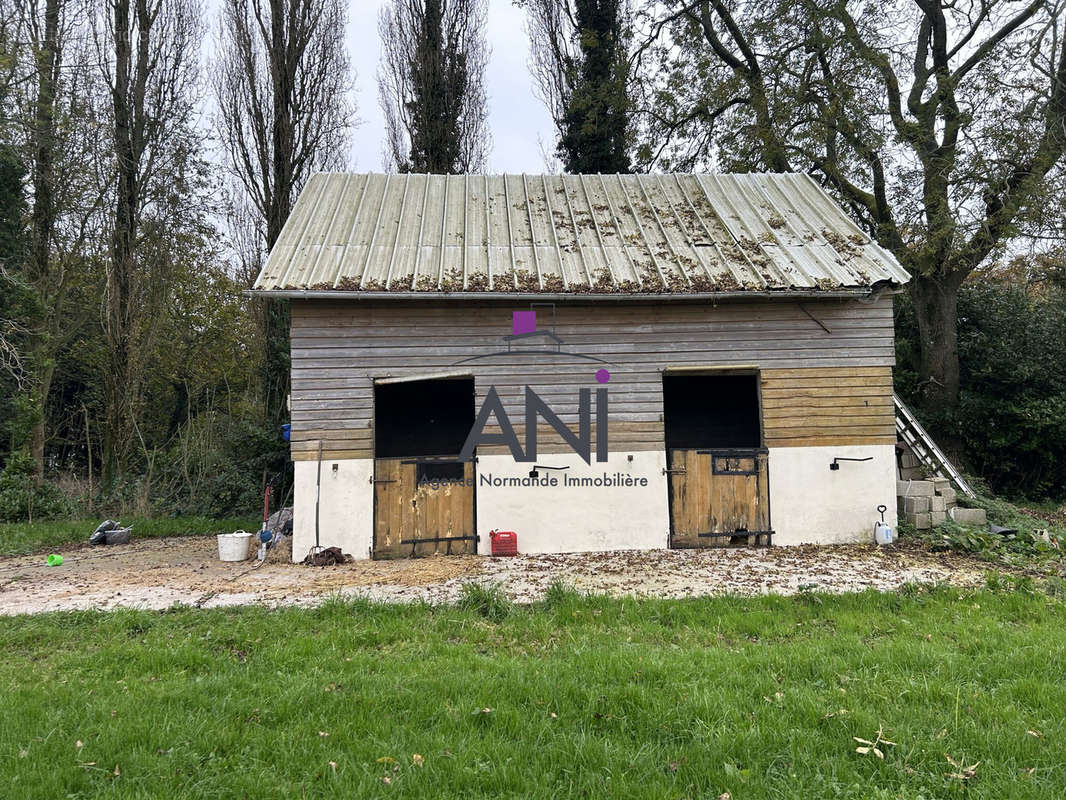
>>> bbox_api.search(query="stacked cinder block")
[897,445,925,481]
[896,477,985,529]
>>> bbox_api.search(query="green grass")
[1,586,1065,798]
[0,516,259,557]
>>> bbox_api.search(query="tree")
[378,0,490,173]
[895,269,1066,498]
[5,0,102,478]
[99,0,203,483]
[0,146,29,441]
[639,1,1066,412]
[0,13,29,416]
[214,0,354,422]
[521,0,632,173]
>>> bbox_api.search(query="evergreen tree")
[379,0,490,173]
[522,0,633,173]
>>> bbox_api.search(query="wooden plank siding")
[760,365,896,447]
[289,296,896,460]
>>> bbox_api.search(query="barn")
[251,173,910,561]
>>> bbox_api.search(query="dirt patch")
[0,536,987,615]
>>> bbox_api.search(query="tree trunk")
[262,0,294,426]
[909,271,965,412]
[104,0,138,488]
[28,359,55,482]
[25,0,61,480]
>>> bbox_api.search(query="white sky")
[345,0,554,172]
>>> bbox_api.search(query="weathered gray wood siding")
[289,296,896,460]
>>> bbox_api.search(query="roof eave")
[243,286,904,302]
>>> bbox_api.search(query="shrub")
[160,411,290,518]
[895,282,1066,499]
[0,452,75,522]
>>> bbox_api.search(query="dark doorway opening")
[374,377,475,459]
[373,377,477,560]
[662,373,761,450]
[662,372,770,548]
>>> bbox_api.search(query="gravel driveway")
[0,535,987,615]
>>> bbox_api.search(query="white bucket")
[217,531,253,562]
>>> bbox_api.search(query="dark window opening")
[416,461,466,483]
[375,378,474,459]
[662,373,761,451]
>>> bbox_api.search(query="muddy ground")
[0,534,992,615]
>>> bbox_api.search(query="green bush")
[896,282,1066,499]
[0,452,74,522]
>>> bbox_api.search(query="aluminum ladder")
[893,393,976,498]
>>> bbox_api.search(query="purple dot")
[595,369,610,384]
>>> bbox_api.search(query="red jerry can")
[489,530,518,557]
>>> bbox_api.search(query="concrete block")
[950,507,987,525]
[938,487,957,505]
[897,480,935,497]
[913,512,932,530]
[930,496,946,512]
[903,496,930,514]
[930,510,947,526]
[931,477,951,494]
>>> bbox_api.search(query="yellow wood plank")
[762,366,891,378]
[765,434,896,447]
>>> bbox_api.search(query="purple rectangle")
[512,310,537,336]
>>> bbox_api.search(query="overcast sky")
[345,0,554,173]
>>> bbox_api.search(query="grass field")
[1,583,1064,798]
[0,516,259,557]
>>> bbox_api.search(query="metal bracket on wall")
[830,456,873,471]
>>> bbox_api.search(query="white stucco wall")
[767,444,898,546]
[292,458,374,562]
[292,445,897,559]
[473,451,670,554]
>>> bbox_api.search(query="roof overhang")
[244,286,901,302]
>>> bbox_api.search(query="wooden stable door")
[668,449,771,547]
[373,458,476,559]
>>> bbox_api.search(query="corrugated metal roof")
[252,173,910,295]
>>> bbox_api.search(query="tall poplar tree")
[378,0,490,173]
